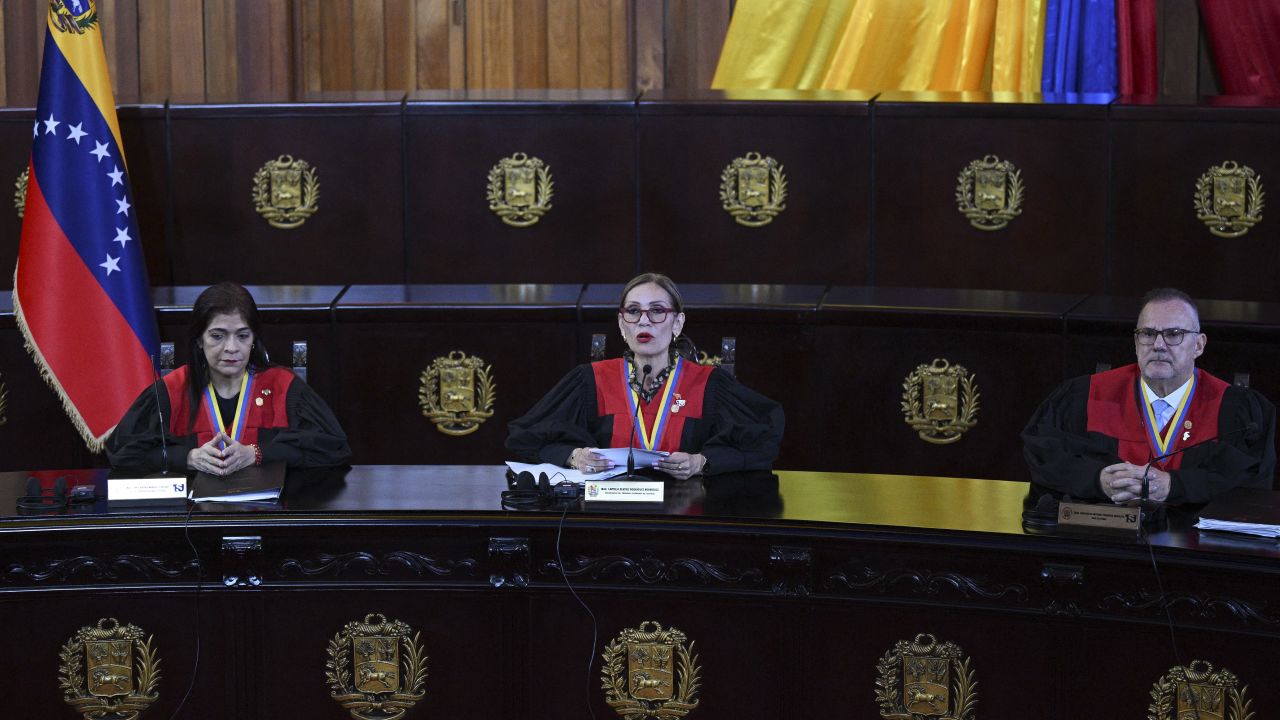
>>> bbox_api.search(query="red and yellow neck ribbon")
[205,370,254,447]
[1141,372,1196,458]
[624,358,682,451]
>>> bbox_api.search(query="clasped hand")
[187,432,255,476]
[1099,462,1169,503]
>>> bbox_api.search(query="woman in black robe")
[506,273,783,479]
[107,282,350,475]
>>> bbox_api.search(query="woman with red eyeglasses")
[507,273,783,479]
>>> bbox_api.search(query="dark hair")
[619,272,697,360]
[185,282,271,431]
[1139,287,1201,329]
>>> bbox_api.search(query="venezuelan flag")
[14,0,159,451]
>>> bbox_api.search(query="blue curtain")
[1042,0,1117,93]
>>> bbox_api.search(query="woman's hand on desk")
[656,452,706,480]
[187,432,257,476]
[569,447,614,474]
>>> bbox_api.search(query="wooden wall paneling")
[99,0,141,104]
[633,0,663,90]
[352,0,387,90]
[383,0,415,91]
[297,0,323,96]
[236,0,292,102]
[637,90,874,284]
[318,0,355,91]
[512,0,549,88]
[1110,98,1280,302]
[403,94,638,283]
[0,5,7,105]
[414,0,462,89]
[167,104,405,284]
[1,0,42,108]
[169,0,207,102]
[578,0,614,88]
[873,94,1109,293]
[664,0,731,91]
[546,0,579,88]
[477,0,516,88]
[202,0,238,102]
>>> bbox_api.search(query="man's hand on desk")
[1100,462,1170,503]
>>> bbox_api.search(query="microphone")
[1141,421,1259,500]
[150,355,170,476]
[623,364,652,481]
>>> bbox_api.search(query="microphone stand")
[620,362,651,482]
[150,355,170,477]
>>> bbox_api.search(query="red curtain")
[1116,0,1157,95]
[1199,0,1280,95]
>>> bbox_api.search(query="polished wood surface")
[1,466,1278,719]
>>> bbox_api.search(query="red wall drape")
[1116,0,1157,95]
[1199,0,1280,95]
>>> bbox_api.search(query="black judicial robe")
[107,365,351,474]
[1022,364,1275,504]
[506,359,784,475]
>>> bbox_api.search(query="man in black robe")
[1022,288,1275,505]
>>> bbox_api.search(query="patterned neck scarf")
[625,352,675,403]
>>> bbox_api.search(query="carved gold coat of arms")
[1148,660,1253,720]
[253,154,320,229]
[601,620,701,720]
[720,151,787,227]
[1195,161,1264,238]
[59,618,161,720]
[326,613,428,720]
[487,152,554,227]
[418,351,496,436]
[955,155,1024,230]
[14,167,27,218]
[901,359,980,444]
[876,634,977,720]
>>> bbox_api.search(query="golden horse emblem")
[876,633,977,720]
[720,151,788,227]
[326,613,428,720]
[601,620,701,719]
[955,155,1024,230]
[1195,161,1264,238]
[418,351,496,436]
[59,618,161,720]
[253,154,320,229]
[487,152,554,227]
[1148,660,1253,720]
[901,359,980,444]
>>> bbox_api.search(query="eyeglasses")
[1134,328,1200,346]
[619,306,672,324]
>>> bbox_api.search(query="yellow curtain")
[712,0,1045,92]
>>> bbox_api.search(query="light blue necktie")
[1151,398,1173,430]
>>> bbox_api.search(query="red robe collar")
[165,365,294,445]
[1086,364,1227,469]
[592,358,712,453]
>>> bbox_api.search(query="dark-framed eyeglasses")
[1134,327,1200,346]
[619,306,672,324]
